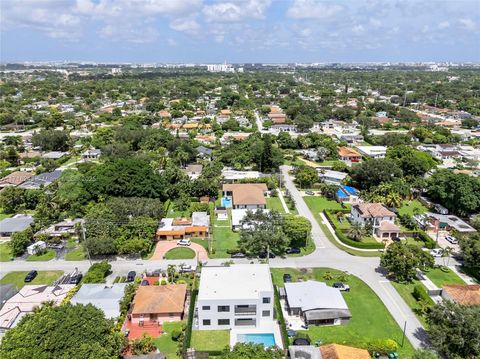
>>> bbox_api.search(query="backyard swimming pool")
[236,333,276,347]
[221,197,232,208]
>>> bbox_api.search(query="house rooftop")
[320,343,371,359]
[131,284,187,315]
[284,281,349,312]
[198,264,273,301]
[443,284,480,305]
[222,183,267,206]
[0,171,34,187]
[71,283,127,319]
[0,214,34,234]
[353,203,395,218]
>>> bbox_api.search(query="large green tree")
[0,303,124,359]
[282,215,312,247]
[427,301,480,359]
[460,233,480,273]
[386,145,437,177]
[220,343,284,359]
[31,129,70,151]
[293,165,318,188]
[350,158,403,190]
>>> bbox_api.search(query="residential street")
[0,165,428,349]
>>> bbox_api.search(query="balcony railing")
[234,306,257,315]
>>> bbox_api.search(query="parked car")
[177,239,191,246]
[259,251,275,259]
[286,247,301,254]
[24,270,38,282]
[231,252,246,258]
[332,282,350,292]
[293,337,310,345]
[179,264,194,273]
[283,273,292,283]
[287,329,296,337]
[140,279,149,286]
[305,191,315,196]
[430,248,444,257]
[445,235,458,244]
[126,271,136,282]
[69,274,83,285]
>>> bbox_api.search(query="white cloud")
[438,21,450,29]
[459,18,476,31]
[170,18,201,34]
[352,24,365,34]
[286,0,343,20]
[202,0,271,23]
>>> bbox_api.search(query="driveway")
[151,241,209,261]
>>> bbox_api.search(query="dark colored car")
[231,252,246,258]
[286,247,301,254]
[126,271,136,282]
[293,338,310,346]
[259,251,276,259]
[287,329,296,337]
[332,282,350,292]
[305,191,315,196]
[140,279,149,286]
[24,270,38,282]
[283,273,292,283]
[69,274,83,285]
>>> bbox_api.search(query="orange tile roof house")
[0,171,34,188]
[442,284,480,305]
[320,344,371,359]
[222,183,268,209]
[337,147,362,163]
[156,212,209,240]
[268,105,287,124]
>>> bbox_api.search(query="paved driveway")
[151,241,209,261]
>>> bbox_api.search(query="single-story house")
[317,170,348,185]
[18,170,62,189]
[441,284,480,305]
[82,148,102,160]
[0,171,34,188]
[283,281,351,326]
[222,183,268,209]
[27,241,46,255]
[231,208,270,231]
[42,151,67,160]
[128,284,187,325]
[71,283,127,319]
[351,203,400,239]
[320,344,371,359]
[336,186,361,205]
[196,146,213,158]
[337,147,362,163]
[356,146,387,159]
[183,164,203,180]
[0,284,75,330]
[0,214,34,237]
[221,168,262,182]
[425,213,476,233]
[35,218,83,239]
[156,212,209,240]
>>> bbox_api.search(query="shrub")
[160,279,167,285]
[413,284,431,303]
[171,329,182,341]
[367,338,398,355]
[82,261,111,283]
[177,280,186,284]
[416,231,436,249]
[153,280,159,286]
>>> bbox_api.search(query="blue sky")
[1,0,479,63]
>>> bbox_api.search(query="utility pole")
[401,321,407,347]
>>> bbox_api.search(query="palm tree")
[442,246,453,267]
[323,271,333,280]
[385,192,402,208]
[347,222,366,242]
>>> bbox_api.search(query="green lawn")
[164,247,196,260]
[424,267,465,287]
[191,330,230,352]
[153,321,184,359]
[391,280,430,327]
[65,246,86,261]
[272,268,414,357]
[304,196,347,213]
[0,243,13,262]
[211,224,239,258]
[398,200,428,217]
[166,208,189,218]
[267,197,286,213]
[0,208,11,220]
[0,271,63,290]
[26,249,56,261]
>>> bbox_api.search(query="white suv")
[177,239,191,246]
[445,235,458,244]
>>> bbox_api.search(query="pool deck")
[230,322,283,349]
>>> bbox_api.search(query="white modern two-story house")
[351,202,400,239]
[196,264,274,330]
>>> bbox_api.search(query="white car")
[176,239,191,246]
[445,235,458,244]
[430,248,444,257]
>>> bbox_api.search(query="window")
[202,306,210,310]
[218,319,230,325]
[202,319,211,326]
[262,310,270,317]
[217,305,230,312]
[262,297,271,304]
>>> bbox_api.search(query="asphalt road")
[0,165,430,349]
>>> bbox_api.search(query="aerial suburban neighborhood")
[0,1,479,359]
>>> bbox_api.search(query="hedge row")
[323,210,385,249]
[183,288,198,354]
[413,284,434,305]
[273,285,289,349]
[415,230,436,249]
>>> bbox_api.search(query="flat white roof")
[198,264,273,301]
[356,146,387,155]
[318,170,348,180]
[284,281,348,311]
[231,208,270,227]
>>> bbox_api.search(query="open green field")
[424,267,465,287]
[191,330,229,352]
[391,280,430,327]
[266,197,286,213]
[26,249,56,261]
[0,271,64,290]
[153,321,184,359]
[271,268,414,357]
[211,225,239,258]
[398,200,428,217]
[0,243,13,262]
[304,196,347,213]
[164,247,196,260]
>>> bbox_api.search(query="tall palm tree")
[347,222,366,242]
[442,246,453,267]
[385,192,402,208]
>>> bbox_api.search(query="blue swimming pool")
[221,197,232,208]
[237,333,276,347]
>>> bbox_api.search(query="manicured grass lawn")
[26,249,56,261]
[424,267,465,287]
[167,208,189,218]
[398,200,428,217]
[272,268,414,357]
[267,197,286,213]
[191,330,230,352]
[212,224,239,258]
[164,247,196,260]
[153,321,184,359]
[0,270,63,290]
[391,280,430,327]
[304,196,347,213]
[0,208,11,220]
[65,246,86,261]
[0,243,13,262]
[287,236,315,257]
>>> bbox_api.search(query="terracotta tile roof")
[353,203,395,218]
[338,147,361,158]
[443,284,480,305]
[0,171,34,186]
[131,284,187,315]
[172,218,192,226]
[222,183,267,206]
[320,344,371,359]
[379,221,400,231]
